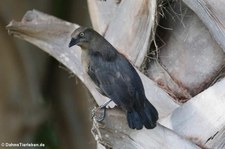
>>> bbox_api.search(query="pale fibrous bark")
[183,0,225,53]
[6,0,225,148]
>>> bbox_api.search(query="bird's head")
[69,26,117,60]
[69,27,93,49]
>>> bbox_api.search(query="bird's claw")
[91,99,112,122]
[91,106,106,122]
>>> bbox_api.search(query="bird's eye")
[79,32,85,37]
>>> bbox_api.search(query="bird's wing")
[96,69,133,108]
[94,58,143,109]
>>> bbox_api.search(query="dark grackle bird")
[69,27,158,130]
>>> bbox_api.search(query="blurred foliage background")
[0,0,95,149]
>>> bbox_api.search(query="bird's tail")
[127,100,158,130]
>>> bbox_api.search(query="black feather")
[70,27,159,129]
[88,51,158,129]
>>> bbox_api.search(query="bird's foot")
[91,100,112,122]
[91,106,106,122]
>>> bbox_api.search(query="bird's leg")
[92,99,112,122]
[99,99,112,109]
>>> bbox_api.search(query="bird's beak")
[69,37,80,48]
